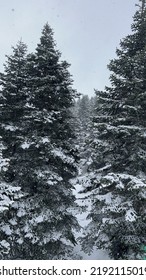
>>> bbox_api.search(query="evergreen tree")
[0,24,79,259]
[76,95,91,131]
[0,41,28,183]
[0,41,30,259]
[0,136,25,259]
[82,0,146,259]
[71,95,96,179]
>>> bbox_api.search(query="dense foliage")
[81,0,146,259]
[0,24,79,259]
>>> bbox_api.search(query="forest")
[0,0,146,260]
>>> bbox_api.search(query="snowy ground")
[71,173,110,260]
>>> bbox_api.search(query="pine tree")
[0,42,29,259]
[0,136,25,259]
[0,24,79,259]
[0,41,28,184]
[82,0,146,259]
[71,95,97,179]
[22,24,79,259]
[77,95,91,131]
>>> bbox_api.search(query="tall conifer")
[82,1,146,259]
[0,25,79,259]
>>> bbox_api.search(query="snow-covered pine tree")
[76,95,91,131]
[81,0,146,259]
[76,95,96,148]
[21,23,80,259]
[0,41,28,183]
[0,24,79,259]
[0,136,26,259]
[0,41,32,259]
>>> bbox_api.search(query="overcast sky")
[0,0,138,97]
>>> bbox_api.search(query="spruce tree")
[0,41,30,259]
[0,136,25,259]
[18,24,79,259]
[77,95,91,131]
[0,24,79,259]
[0,41,28,184]
[82,0,146,259]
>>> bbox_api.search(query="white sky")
[0,0,138,97]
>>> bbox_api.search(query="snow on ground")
[71,172,110,260]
